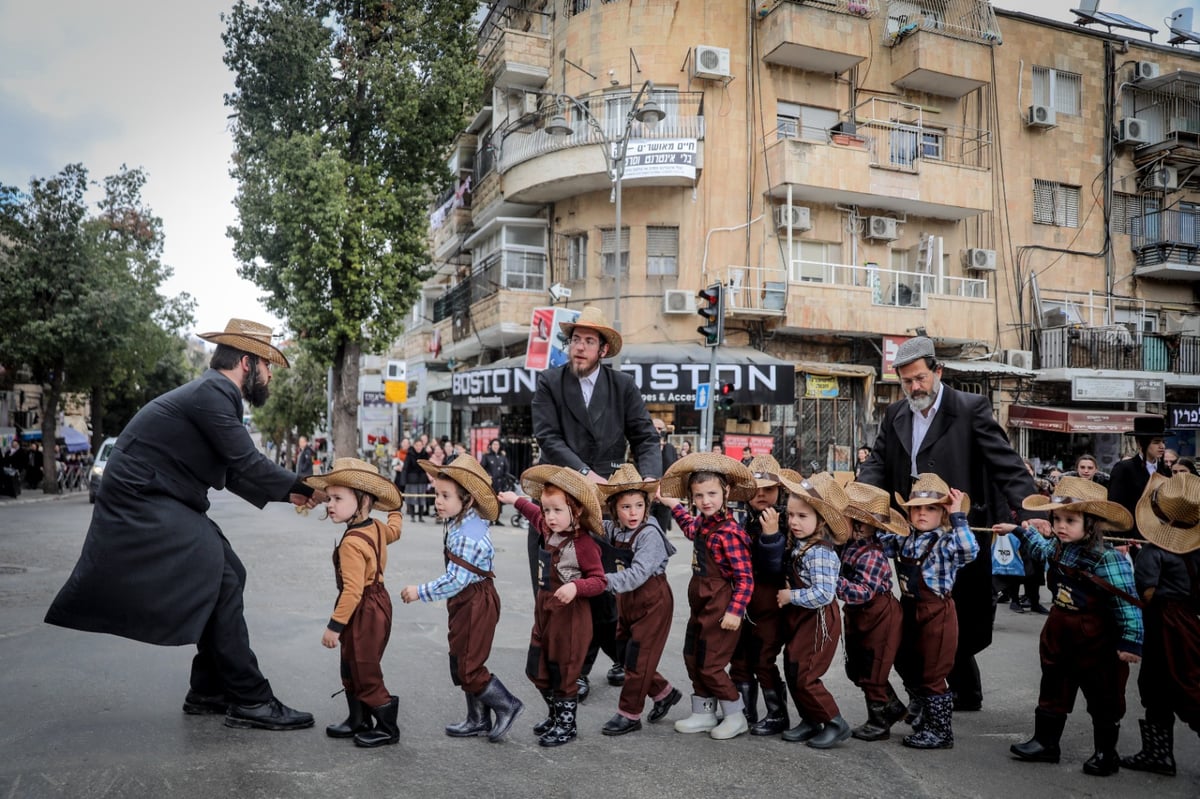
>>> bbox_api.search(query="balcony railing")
[497,91,705,174]
[789,260,987,305]
[852,98,991,171]
[768,0,879,18]
[882,0,1002,46]
[1131,209,1200,265]
[1038,326,1200,373]
[431,250,546,322]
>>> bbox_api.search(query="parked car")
[88,437,118,504]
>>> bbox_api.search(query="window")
[1033,180,1080,227]
[601,226,630,276]
[777,102,839,142]
[472,223,547,293]
[646,226,679,276]
[1111,193,1143,235]
[920,130,944,160]
[790,240,839,283]
[566,233,587,281]
[1032,67,1082,116]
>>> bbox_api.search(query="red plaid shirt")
[836,536,895,605]
[673,505,754,617]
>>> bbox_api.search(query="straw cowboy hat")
[745,454,783,488]
[419,455,500,522]
[305,457,402,511]
[895,473,971,516]
[777,469,852,544]
[1136,473,1200,554]
[559,305,623,358]
[596,463,659,501]
[843,481,910,537]
[1021,475,1131,530]
[199,318,290,368]
[520,464,605,537]
[660,452,758,503]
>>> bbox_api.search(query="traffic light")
[697,282,724,347]
[717,380,735,411]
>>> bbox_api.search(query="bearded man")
[856,336,1037,715]
[46,320,326,731]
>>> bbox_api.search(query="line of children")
[399,455,523,743]
[594,464,681,735]
[499,465,607,747]
[305,458,405,748]
[657,452,758,740]
[1001,475,1142,776]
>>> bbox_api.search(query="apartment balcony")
[883,0,1000,97]
[709,265,789,317]
[429,181,473,262]
[758,0,877,75]
[497,91,705,204]
[1038,326,1200,375]
[477,3,551,91]
[429,251,545,361]
[1131,209,1200,280]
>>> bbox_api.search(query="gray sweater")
[603,517,676,594]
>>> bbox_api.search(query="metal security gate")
[795,394,856,473]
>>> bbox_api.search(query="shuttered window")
[646,226,679,275]
[567,233,587,280]
[601,226,630,276]
[1033,179,1080,227]
[777,102,839,142]
[1111,193,1143,235]
[1032,66,1082,116]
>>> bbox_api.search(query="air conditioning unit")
[773,205,811,231]
[1165,312,1200,335]
[521,92,538,116]
[1147,166,1180,191]
[663,290,697,315]
[1117,117,1149,145]
[1004,349,1034,370]
[1135,61,1161,81]
[693,45,732,80]
[1027,104,1056,128]
[966,248,997,271]
[866,216,900,241]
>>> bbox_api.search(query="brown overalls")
[1139,553,1200,729]
[729,519,788,693]
[842,542,903,704]
[334,529,393,707]
[445,547,500,695]
[894,538,957,698]
[526,533,593,698]
[781,540,841,723]
[684,528,741,701]
[611,525,674,717]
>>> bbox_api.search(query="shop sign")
[721,434,775,461]
[805,375,839,398]
[1169,403,1200,429]
[879,335,910,382]
[1071,376,1164,403]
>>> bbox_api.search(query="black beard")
[241,364,270,407]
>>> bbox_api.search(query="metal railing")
[789,260,987,305]
[1036,289,1147,329]
[712,265,789,314]
[1038,326,1200,373]
[430,250,547,322]
[882,0,1002,46]
[852,97,991,170]
[767,0,880,18]
[1132,209,1200,250]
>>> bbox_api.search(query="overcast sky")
[0,0,1188,338]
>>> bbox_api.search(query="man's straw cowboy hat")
[199,318,290,368]
[559,305,623,358]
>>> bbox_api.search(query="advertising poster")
[524,307,578,370]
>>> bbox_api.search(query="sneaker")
[224,698,315,731]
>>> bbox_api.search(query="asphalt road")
[1,490,1198,799]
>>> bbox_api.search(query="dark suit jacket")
[531,364,660,479]
[1107,454,1169,538]
[857,384,1038,654]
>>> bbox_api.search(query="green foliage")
[251,344,328,453]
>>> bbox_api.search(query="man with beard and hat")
[46,319,326,731]
[1107,415,1170,543]
[857,335,1038,715]
[530,305,661,700]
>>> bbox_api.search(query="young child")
[1123,472,1200,777]
[595,464,680,735]
[656,452,757,740]
[728,454,790,735]
[497,465,607,748]
[774,471,852,748]
[306,458,405,748]
[838,480,908,741]
[1002,476,1142,776]
[877,472,977,750]
[399,455,523,743]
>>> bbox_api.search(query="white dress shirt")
[578,367,599,407]
[910,386,945,477]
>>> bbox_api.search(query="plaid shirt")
[417,512,494,603]
[673,505,754,617]
[837,536,895,605]
[1017,525,1144,655]
[786,539,840,609]
[878,512,978,597]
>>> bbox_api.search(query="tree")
[250,343,328,465]
[223,0,482,458]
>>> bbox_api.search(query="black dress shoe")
[183,691,229,715]
[224,698,315,730]
[606,664,626,687]
[601,714,642,736]
[648,687,682,723]
[575,676,590,703]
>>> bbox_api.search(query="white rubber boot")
[674,695,719,733]
[710,697,750,740]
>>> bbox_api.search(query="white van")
[89,437,118,504]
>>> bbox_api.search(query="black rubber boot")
[1121,718,1177,776]
[354,696,400,747]
[538,698,578,747]
[736,681,759,725]
[882,684,908,726]
[326,692,373,739]
[807,714,852,749]
[904,692,924,729]
[749,688,790,736]
[532,692,555,735]
[444,691,490,738]
[782,718,822,743]
[1082,720,1121,776]
[1010,709,1066,763]
[477,676,524,743]
[851,700,894,742]
[575,675,590,703]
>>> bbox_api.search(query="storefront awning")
[941,359,1035,378]
[1007,405,1158,434]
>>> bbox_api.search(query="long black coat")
[45,370,300,646]
[531,364,660,479]
[1107,453,1169,539]
[857,384,1038,655]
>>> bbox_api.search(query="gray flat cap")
[893,336,936,369]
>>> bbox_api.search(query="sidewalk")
[0,488,86,507]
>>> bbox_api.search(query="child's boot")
[537,697,578,747]
[532,692,555,735]
[477,676,524,743]
[904,690,924,728]
[326,692,373,739]
[674,695,719,733]
[749,688,790,736]
[852,700,895,742]
[902,693,953,749]
[782,718,822,743]
[1120,718,1177,776]
[808,714,852,749]
[1010,709,1066,763]
[882,684,908,726]
[354,696,400,747]
[444,691,490,738]
[1082,720,1121,776]
[735,681,759,724]
[710,697,749,740]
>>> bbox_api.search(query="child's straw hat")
[520,465,604,537]
[776,470,852,544]
[844,481,910,537]
[419,455,500,521]
[1022,475,1130,530]
[895,473,970,516]
[660,452,758,503]
[596,463,659,501]
[745,454,783,488]
[1136,473,1200,554]
[305,457,402,511]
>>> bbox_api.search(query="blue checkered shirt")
[877,512,979,597]
[786,538,840,609]
[417,511,494,603]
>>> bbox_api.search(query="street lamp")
[545,80,664,335]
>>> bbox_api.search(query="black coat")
[1107,454,1169,538]
[531,364,660,479]
[481,450,511,491]
[45,370,300,645]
